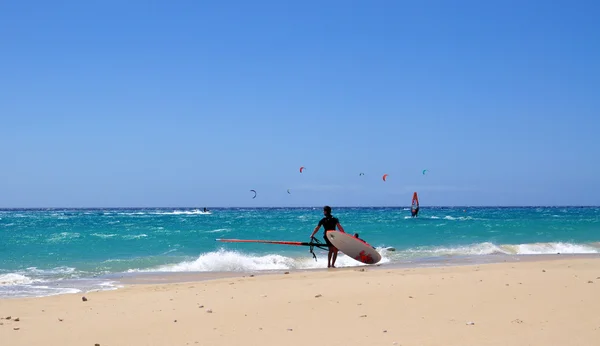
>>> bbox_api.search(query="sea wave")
[0,267,120,298]
[122,234,148,240]
[399,242,600,257]
[204,228,230,233]
[23,266,77,276]
[0,273,35,286]
[92,233,118,239]
[128,249,391,272]
[152,210,212,216]
[47,232,81,243]
[501,242,600,255]
[443,216,475,221]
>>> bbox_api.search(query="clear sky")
[1,1,599,208]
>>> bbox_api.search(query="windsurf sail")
[216,238,328,261]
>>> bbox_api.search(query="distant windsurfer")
[310,206,345,268]
[411,192,419,218]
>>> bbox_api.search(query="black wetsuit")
[411,207,419,217]
[318,215,339,247]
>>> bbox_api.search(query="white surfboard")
[325,231,381,264]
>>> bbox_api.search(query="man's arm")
[310,225,320,238]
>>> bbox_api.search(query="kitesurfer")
[310,206,345,268]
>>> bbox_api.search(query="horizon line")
[0,205,598,210]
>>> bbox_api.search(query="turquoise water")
[1,207,599,298]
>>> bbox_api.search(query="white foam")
[204,228,230,233]
[152,210,211,216]
[102,258,127,263]
[47,232,80,243]
[86,281,123,292]
[24,266,77,276]
[0,274,123,298]
[404,215,440,220]
[402,242,600,257]
[123,234,148,240]
[146,250,296,272]
[92,233,118,239]
[129,249,391,273]
[0,273,34,286]
[0,286,81,298]
[506,242,599,255]
[443,216,474,221]
[409,242,506,256]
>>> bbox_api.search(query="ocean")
[1,207,599,298]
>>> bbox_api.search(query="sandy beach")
[1,257,599,346]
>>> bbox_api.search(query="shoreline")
[3,253,600,300]
[97,252,600,286]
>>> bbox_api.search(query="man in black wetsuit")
[411,206,419,217]
[309,205,346,268]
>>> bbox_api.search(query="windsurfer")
[411,192,420,218]
[310,206,345,268]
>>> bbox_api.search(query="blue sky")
[1,1,599,207]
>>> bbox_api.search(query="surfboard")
[325,231,381,264]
